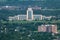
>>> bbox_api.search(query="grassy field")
[1,20,60,24]
[7,20,60,24]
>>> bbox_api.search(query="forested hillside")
[0,0,60,8]
[0,0,60,20]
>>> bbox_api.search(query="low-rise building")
[38,25,46,32]
[42,16,52,20]
[17,15,27,20]
[38,25,58,33]
[33,15,43,20]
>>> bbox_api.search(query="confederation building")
[9,8,43,21]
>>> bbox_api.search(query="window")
[28,11,32,19]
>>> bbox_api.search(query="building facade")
[9,8,52,21]
[33,15,43,20]
[38,25,46,32]
[38,25,57,33]
[27,8,33,21]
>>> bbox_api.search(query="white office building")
[27,8,33,21]
[8,8,46,21]
[33,15,43,20]
[17,15,26,20]
[42,16,52,20]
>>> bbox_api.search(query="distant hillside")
[0,0,60,8]
[0,0,60,20]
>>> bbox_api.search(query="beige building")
[38,25,58,33]
[38,25,46,32]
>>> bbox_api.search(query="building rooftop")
[28,8,32,10]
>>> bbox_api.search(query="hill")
[0,0,60,20]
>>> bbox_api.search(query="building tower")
[27,8,33,21]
